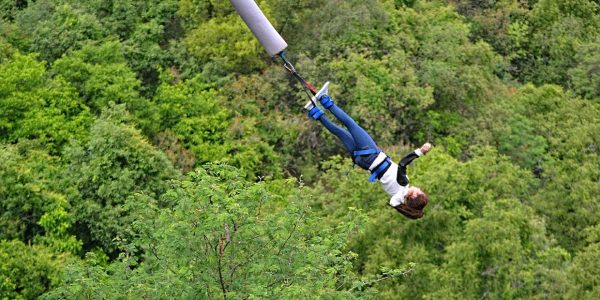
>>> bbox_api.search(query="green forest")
[1,0,599,299]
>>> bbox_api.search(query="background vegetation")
[1,0,599,299]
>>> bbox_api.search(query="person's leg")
[320,95,377,149]
[305,100,355,153]
[318,115,355,153]
[319,95,381,170]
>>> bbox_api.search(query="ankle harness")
[307,106,324,120]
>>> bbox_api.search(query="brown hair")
[395,192,428,219]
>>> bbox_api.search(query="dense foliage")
[0,0,598,299]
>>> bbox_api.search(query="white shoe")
[311,81,330,102]
[304,100,315,111]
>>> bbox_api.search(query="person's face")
[407,187,423,199]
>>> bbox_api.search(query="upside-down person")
[304,82,432,219]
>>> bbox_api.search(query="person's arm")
[397,143,432,186]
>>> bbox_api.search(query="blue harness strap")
[307,106,324,120]
[352,148,389,181]
[352,148,380,157]
[368,157,391,182]
[320,95,334,109]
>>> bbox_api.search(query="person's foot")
[313,81,329,102]
[304,100,315,111]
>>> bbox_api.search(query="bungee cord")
[278,51,318,107]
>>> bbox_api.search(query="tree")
[181,14,266,77]
[449,0,530,56]
[507,0,600,85]
[328,51,434,145]
[0,52,93,153]
[42,164,408,299]
[425,199,571,299]
[310,146,568,299]
[0,240,64,300]
[0,36,14,61]
[176,0,234,34]
[51,40,160,135]
[153,129,197,173]
[0,0,599,298]
[461,84,600,251]
[154,72,283,179]
[0,143,80,253]
[0,51,46,139]
[64,105,179,255]
[568,36,600,100]
[15,1,106,62]
[299,1,504,148]
[0,0,27,21]
[73,0,181,89]
[567,225,600,299]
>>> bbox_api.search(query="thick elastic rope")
[229,0,288,56]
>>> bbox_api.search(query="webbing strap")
[308,106,323,119]
[320,95,334,109]
[368,157,391,182]
[353,148,380,157]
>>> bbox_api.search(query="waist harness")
[352,148,391,182]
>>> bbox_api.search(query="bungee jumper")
[229,0,432,219]
[305,83,432,219]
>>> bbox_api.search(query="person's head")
[396,186,428,219]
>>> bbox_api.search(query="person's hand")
[420,142,432,155]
